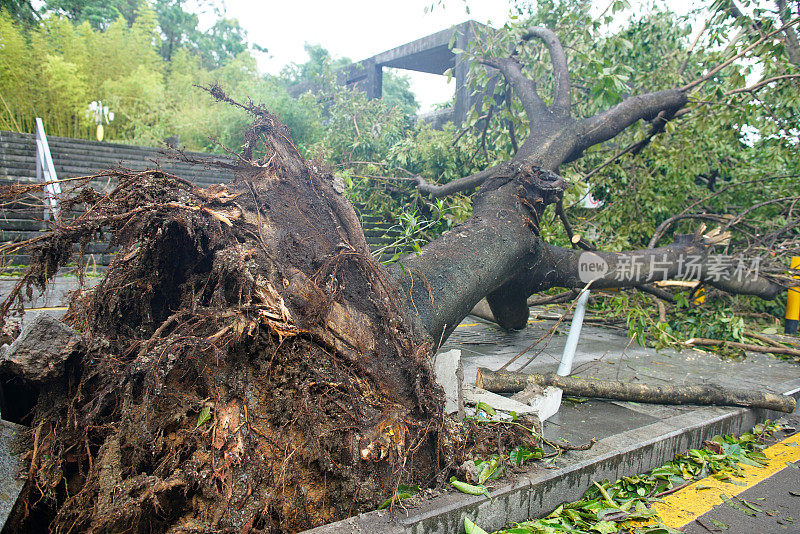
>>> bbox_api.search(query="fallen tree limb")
[475,368,797,413]
[744,331,792,349]
[684,337,800,358]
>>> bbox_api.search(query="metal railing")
[35,117,61,221]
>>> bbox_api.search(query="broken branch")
[475,368,797,413]
[684,337,800,358]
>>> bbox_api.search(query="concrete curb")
[304,378,800,534]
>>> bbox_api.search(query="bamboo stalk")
[475,368,797,413]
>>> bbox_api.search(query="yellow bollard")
[786,257,800,334]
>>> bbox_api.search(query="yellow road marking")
[653,432,800,528]
[23,306,68,311]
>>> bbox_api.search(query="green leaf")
[546,504,564,518]
[737,456,763,467]
[451,478,490,498]
[464,517,489,534]
[737,499,763,513]
[476,401,496,416]
[720,494,757,517]
[196,406,212,428]
[591,520,619,533]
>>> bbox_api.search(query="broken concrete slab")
[463,383,538,417]
[527,386,563,422]
[433,349,463,415]
[512,384,562,421]
[512,383,564,421]
[0,313,83,384]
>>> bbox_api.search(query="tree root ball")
[2,97,462,533]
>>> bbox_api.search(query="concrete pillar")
[366,60,383,100]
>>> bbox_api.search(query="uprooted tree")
[1,4,799,534]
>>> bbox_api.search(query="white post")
[35,118,61,222]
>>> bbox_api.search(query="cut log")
[475,368,797,413]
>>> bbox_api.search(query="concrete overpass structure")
[293,21,488,125]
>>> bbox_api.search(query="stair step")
[0,143,230,172]
[0,208,47,220]
[0,131,235,190]
[0,219,44,231]
[0,264,109,276]
[0,229,44,242]
[0,252,115,266]
[365,236,400,245]
[1,157,234,178]
[0,172,232,193]
[1,131,204,156]
[363,228,402,238]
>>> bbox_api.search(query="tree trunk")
[391,165,566,342]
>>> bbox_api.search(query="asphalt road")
[666,413,800,534]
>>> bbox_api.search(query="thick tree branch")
[413,162,511,198]
[535,240,786,299]
[571,89,688,162]
[580,68,800,179]
[579,107,686,180]
[480,226,788,332]
[521,26,572,116]
[410,17,798,199]
[393,168,567,341]
[480,57,548,120]
[476,369,797,412]
[649,213,733,248]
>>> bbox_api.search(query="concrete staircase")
[356,211,404,261]
[0,131,236,273]
[0,131,405,271]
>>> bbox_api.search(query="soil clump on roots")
[0,91,516,533]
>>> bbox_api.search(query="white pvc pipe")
[557,288,590,376]
[35,118,61,221]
